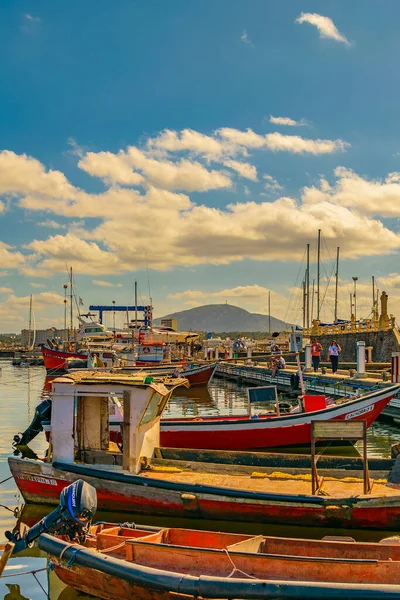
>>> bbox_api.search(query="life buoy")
[142,347,151,354]
[193,418,203,422]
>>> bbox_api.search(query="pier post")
[203,343,208,360]
[356,341,366,377]
[247,346,252,359]
[366,346,373,363]
[229,346,233,359]
[304,344,312,372]
[391,352,400,382]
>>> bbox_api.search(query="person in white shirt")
[328,340,341,374]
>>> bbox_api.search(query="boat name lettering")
[345,404,374,420]
[21,475,57,486]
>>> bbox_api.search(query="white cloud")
[263,174,283,193]
[149,129,224,156]
[302,167,400,216]
[296,12,350,46]
[240,31,254,46]
[168,285,288,316]
[0,150,78,199]
[269,116,305,127]
[0,287,13,293]
[38,220,66,229]
[0,242,25,269]
[0,291,66,331]
[222,160,258,181]
[217,128,266,150]
[78,151,144,186]
[79,147,231,192]
[265,133,348,154]
[92,280,123,287]
[30,282,46,288]
[25,14,40,23]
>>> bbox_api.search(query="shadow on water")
[2,363,400,597]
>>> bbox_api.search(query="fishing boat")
[6,481,400,600]
[9,371,400,530]
[38,523,400,599]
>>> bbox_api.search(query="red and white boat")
[41,345,85,372]
[156,388,395,449]
[9,372,400,530]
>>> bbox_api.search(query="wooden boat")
[38,523,400,599]
[42,343,217,386]
[41,344,88,372]
[157,386,395,449]
[36,381,396,450]
[9,371,400,530]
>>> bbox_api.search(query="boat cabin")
[49,371,188,474]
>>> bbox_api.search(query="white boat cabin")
[49,372,188,474]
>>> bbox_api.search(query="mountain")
[154,303,289,333]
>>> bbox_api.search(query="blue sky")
[1,0,400,330]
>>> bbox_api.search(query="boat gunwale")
[160,385,399,427]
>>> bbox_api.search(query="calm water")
[1,360,400,598]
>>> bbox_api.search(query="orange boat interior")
[68,524,400,584]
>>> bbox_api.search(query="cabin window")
[141,392,163,424]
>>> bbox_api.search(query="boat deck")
[141,468,398,498]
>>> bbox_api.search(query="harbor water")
[1,361,400,598]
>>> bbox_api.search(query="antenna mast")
[69,267,73,338]
[268,290,271,334]
[28,294,32,349]
[317,229,321,321]
[334,247,340,323]
[306,243,310,329]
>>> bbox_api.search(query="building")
[21,328,68,347]
[160,317,178,331]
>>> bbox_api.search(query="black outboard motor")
[6,479,97,554]
[13,398,52,446]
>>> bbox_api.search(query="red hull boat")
[41,345,216,386]
[180,363,217,386]
[8,453,400,530]
[41,345,84,372]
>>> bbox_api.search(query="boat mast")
[69,267,73,340]
[306,243,310,329]
[334,246,340,323]
[134,280,138,342]
[372,275,376,317]
[28,294,32,350]
[268,290,271,334]
[302,280,306,330]
[311,278,315,323]
[317,229,321,321]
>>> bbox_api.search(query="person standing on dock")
[328,340,341,374]
[311,339,322,372]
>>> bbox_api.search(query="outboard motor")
[13,398,52,446]
[6,480,97,554]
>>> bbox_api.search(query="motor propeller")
[6,479,97,554]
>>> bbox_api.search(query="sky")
[2,0,400,331]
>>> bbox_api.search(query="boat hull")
[160,387,396,450]
[41,346,86,373]
[180,363,217,386]
[39,532,400,600]
[8,456,400,530]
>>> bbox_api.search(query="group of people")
[311,339,341,374]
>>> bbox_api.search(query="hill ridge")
[154,303,289,333]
